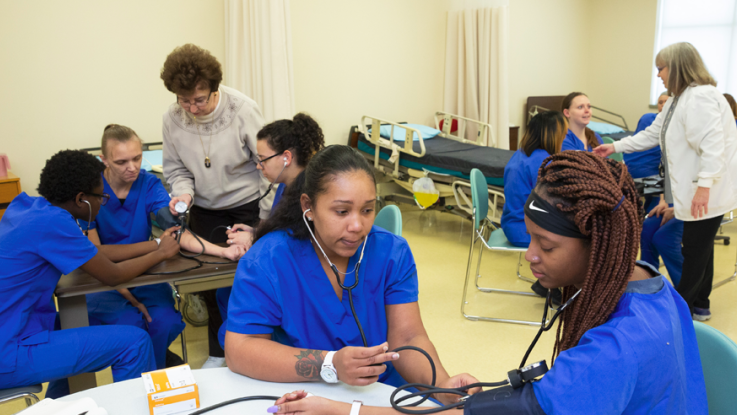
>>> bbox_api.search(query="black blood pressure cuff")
[155,207,179,230]
[464,384,545,415]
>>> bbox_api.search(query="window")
[650,0,737,104]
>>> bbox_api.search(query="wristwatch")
[320,351,339,383]
[350,400,363,415]
[154,238,161,246]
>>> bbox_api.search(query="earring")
[308,216,313,221]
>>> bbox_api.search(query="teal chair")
[461,168,545,326]
[693,321,737,414]
[602,136,623,162]
[375,205,402,236]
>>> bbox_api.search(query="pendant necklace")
[194,116,213,168]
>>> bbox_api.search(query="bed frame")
[350,112,504,224]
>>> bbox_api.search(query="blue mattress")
[356,132,512,186]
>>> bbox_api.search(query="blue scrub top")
[0,193,98,374]
[533,262,707,414]
[501,149,550,247]
[80,170,170,244]
[227,226,419,387]
[272,183,285,211]
[561,129,603,152]
[623,113,661,179]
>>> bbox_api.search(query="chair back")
[693,321,737,414]
[470,168,489,230]
[601,136,623,162]
[374,205,402,236]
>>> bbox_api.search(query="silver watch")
[320,351,338,383]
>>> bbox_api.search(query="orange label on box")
[142,364,200,415]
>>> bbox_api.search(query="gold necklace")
[194,117,213,168]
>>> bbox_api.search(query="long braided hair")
[535,151,643,359]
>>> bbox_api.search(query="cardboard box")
[142,364,200,415]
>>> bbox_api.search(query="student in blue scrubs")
[502,111,567,247]
[0,150,180,397]
[561,92,603,152]
[79,124,246,371]
[623,93,668,182]
[641,195,683,287]
[270,151,707,415]
[224,146,474,405]
[502,111,567,303]
[214,113,326,350]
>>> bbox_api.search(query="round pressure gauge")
[175,201,188,214]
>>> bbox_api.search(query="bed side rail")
[451,180,504,224]
[434,111,494,147]
[590,106,629,131]
[359,116,427,178]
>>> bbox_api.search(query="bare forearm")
[180,231,227,257]
[225,334,327,383]
[389,333,449,387]
[83,250,168,286]
[97,241,158,262]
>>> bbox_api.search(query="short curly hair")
[257,113,325,167]
[160,44,223,94]
[37,150,105,204]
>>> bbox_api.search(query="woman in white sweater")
[595,42,737,321]
[159,44,273,368]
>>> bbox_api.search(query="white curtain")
[225,0,295,122]
[443,6,509,149]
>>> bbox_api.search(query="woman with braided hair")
[266,151,707,414]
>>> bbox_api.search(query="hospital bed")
[526,96,635,140]
[349,112,514,223]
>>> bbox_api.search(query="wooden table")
[0,172,21,221]
[55,252,239,393]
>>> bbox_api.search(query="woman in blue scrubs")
[502,111,567,247]
[224,146,473,405]
[80,124,246,370]
[215,113,326,351]
[270,151,707,415]
[561,92,603,152]
[502,111,568,303]
[0,150,179,397]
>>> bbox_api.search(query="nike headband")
[524,190,587,239]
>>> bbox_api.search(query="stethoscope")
[76,199,93,236]
[302,208,370,346]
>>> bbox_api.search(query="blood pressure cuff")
[155,207,179,230]
[523,190,587,239]
[464,384,545,415]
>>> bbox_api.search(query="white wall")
[290,0,450,146]
[588,0,659,130]
[0,0,224,196]
[507,0,594,132]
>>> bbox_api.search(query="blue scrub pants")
[87,283,185,369]
[0,325,155,398]
[640,215,684,287]
[215,287,231,349]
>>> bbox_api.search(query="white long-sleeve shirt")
[614,84,737,221]
[162,85,274,219]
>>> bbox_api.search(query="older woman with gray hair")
[595,42,737,321]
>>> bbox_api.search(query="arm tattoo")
[294,349,325,380]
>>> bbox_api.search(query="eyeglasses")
[257,152,284,168]
[177,91,212,109]
[86,192,110,206]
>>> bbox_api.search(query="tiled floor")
[4,204,736,414]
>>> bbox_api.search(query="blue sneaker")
[693,307,712,321]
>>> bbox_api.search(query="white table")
[60,367,436,414]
